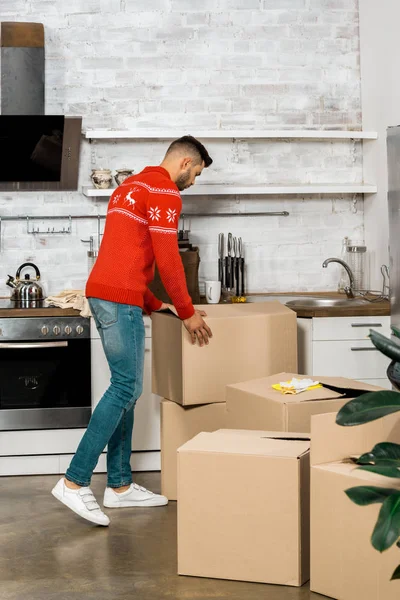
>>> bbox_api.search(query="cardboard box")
[161,400,227,500]
[152,302,297,406]
[311,412,400,600]
[226,374,384,433]
[177,429,310,586]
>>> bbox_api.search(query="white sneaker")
[51,478,110,526]
[103,483,168,508]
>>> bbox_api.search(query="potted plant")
[336,326,400,580]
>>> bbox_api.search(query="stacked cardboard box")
[226,374,383,433]
[152,302,298,500]
[310,411,400,600]
[177,429,311,586]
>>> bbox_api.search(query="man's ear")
[182,157,192,169]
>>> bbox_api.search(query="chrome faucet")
[322,258,355,299]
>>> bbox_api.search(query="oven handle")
[0,342,68,349]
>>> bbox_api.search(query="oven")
[0,316,91,430]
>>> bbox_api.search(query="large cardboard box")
[226,374,384,433]
[161,399,227,500]
[311,412,400,600]
[177,429,310,586]
[152,302,297,406]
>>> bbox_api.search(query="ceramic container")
[91,169,112,189]
[114,169,134,186]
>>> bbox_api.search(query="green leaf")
[345,486,397,505]
[372,494,400,552]
[391,564,400,580]
[369,329,400,362]
[336,391,400,426]
[391,325,400,340]
[358,464,400,479]
[358,443,400,465]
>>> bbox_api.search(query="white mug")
[205,280,221,304]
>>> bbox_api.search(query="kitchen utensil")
[205,280,221,304]
[233,236,238,296]
[218,233,224,284]
[239,237,245,297]
[227,233,233,291]
[6,262,44,304]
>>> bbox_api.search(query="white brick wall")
[0,0,365,297]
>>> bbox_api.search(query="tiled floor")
[0,472,325,600]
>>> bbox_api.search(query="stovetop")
[0,299,51,310]
[0,299,89,340]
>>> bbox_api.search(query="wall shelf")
[84,129,378,141]
[82,183,377,198]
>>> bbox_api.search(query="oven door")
[0,339,91,430]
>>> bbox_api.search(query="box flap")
[315,460,400,488]
[227,373,384,404]
[191,301,294,320]
[311,412,400,466]
[178,429,310,458]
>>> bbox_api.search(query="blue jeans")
[66,298,145,488]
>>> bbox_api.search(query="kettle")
[6,263,45,304]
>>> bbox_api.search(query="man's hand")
[183,310,213,347]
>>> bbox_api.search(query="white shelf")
[84,129,378,140]
[82,183,377,198]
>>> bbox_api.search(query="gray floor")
[0,472,325,600]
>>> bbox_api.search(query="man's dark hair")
[166,135,213,168]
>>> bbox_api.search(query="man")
[52,136,213,526]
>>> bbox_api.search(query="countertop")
[0,293,390,319]
[244,292,390,318]
[0,298,81,318]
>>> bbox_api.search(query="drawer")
[312,316,390,341]
[312,339,391,379]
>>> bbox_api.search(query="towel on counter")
[46,290,91,318]
[272,378,322,395]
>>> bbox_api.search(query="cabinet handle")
[351,323,383,328]
[351,347,379,352]
[145,348,151,353]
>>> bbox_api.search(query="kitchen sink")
[246,295,369,308]
[285,297,369,308]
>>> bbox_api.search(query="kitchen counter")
[288,301,390,318]
[198,292,390,318]
[0,299,81,318]
[247,292,390,318]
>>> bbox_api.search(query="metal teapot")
[6,263,44,304]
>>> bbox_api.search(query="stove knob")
[53,325,61,336]
[76,325,84,335]
[65,326,72,335]
[41,325,49,336]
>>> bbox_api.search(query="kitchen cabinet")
[298,315,391,388]
[90,316,162,463]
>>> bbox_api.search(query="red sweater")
[86,166,195,320]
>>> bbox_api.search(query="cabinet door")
[91,336,161,451]
[312,339,391,380]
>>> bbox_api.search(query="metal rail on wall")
[0,210,290,249]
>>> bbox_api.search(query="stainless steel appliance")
[6,262,44,306]
[0,300,91,431]
[387,126,400,328]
